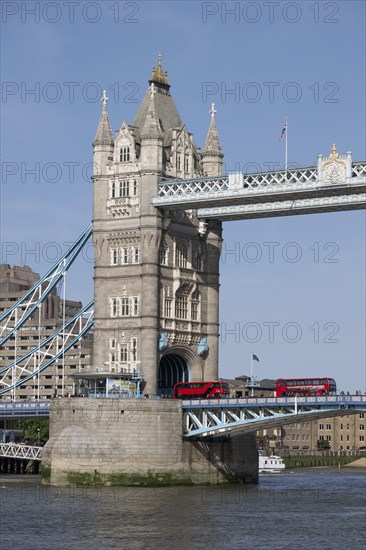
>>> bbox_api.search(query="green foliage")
[17,419,49,444]
[316,438,331,451]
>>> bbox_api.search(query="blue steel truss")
[0,223,92,346]
[0,301,94,395]
[182,396,366,438]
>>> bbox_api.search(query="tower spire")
[202,103,224,177]
[141,83,163,140]
[93,90,114,146]
[203,103,223,157]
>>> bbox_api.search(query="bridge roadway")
[1,396,365,438]
[182,395,366,438]
[153,160,366,220]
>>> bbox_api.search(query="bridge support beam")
[42,399,258,486]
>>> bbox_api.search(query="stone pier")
[42,399,258,486]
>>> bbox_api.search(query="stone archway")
[158,353,189,396]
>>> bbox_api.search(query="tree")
[317,438,331,451]
[17,419,49,445]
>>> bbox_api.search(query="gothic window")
[121,180,129,197]
[131,338,137,361]
[133,247,140,263]
[133,180,138,196]
[110,338,116,349]
[119,346,128,362]
[120,147,130,162]
[110,297,118,317]
[184,155,189,172]
[195,253,202,271]
[111,181,116,198]
[175,295,188,319]
[176,243,188,268]
[191,300,199,321]
[132,297,139,316]
[121,298,129,317]
[110,248,118,266]
[121,247,129,265]
[160,247,168,265]
[164,299,172,318]
[110,352,116,363]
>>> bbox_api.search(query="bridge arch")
[158,347,201,396]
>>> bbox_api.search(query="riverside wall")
[42,399,258,486]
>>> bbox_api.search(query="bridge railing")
[181,395,366,408]
[0,442,42,461]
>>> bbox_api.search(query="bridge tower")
[92,55,224,395]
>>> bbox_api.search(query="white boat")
[259,454,286,473]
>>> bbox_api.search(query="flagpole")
[285,115,288,176]
[250,353,254,397]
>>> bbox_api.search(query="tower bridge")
[1,55,365,486]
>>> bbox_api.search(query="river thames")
[0,469,365,549]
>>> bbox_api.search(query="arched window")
[195,253,202,271]
[176,243,188,268]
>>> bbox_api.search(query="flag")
[252,354,259,362]
[279,120,287,141]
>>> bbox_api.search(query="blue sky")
[1,1,365,391]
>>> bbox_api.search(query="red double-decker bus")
[173,381,230,400]
[275,377,337,397]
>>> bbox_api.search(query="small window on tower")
[111,181,116,198]
[133,180,138,196]
[123,147,130,162]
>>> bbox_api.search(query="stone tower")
[92,55,224,395]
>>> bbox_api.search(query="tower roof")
[132,54,182,134]
[93,90,114,147]
[203,103,223,157]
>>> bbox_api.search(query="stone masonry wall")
[42,399,258,486]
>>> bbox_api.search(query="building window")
[131,339,137,361]
[360,436,365,442]
[133,180,138,196]
[359,413,365,419]
[110,297,118,317]
[176,243,188,268]
[340,435,343,441]
[319,424,324,430]
[121,248,129,265]
[177,154,181,171]
[326,424,331,430]
[160,247,168,265]
[121,298,129,317]
[164,299,172,318]
[119,346,128,362]
[360,424,365,431]
[111,248,118,265]
[110,338,116,349]
[120,147,130,162]
[120,180,129,197]
[184,155,189,172]
[132,297,139,316]
[133,247,140,264]
[111,181,116,198]
[195,253,202,271]
[191,300,199,321]
[326,435,331,442]
[176,295,188,319]
[110,353,116,363]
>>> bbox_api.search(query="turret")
[93,90,114,175]
[202,103,224,177]
[140,83,163,172]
